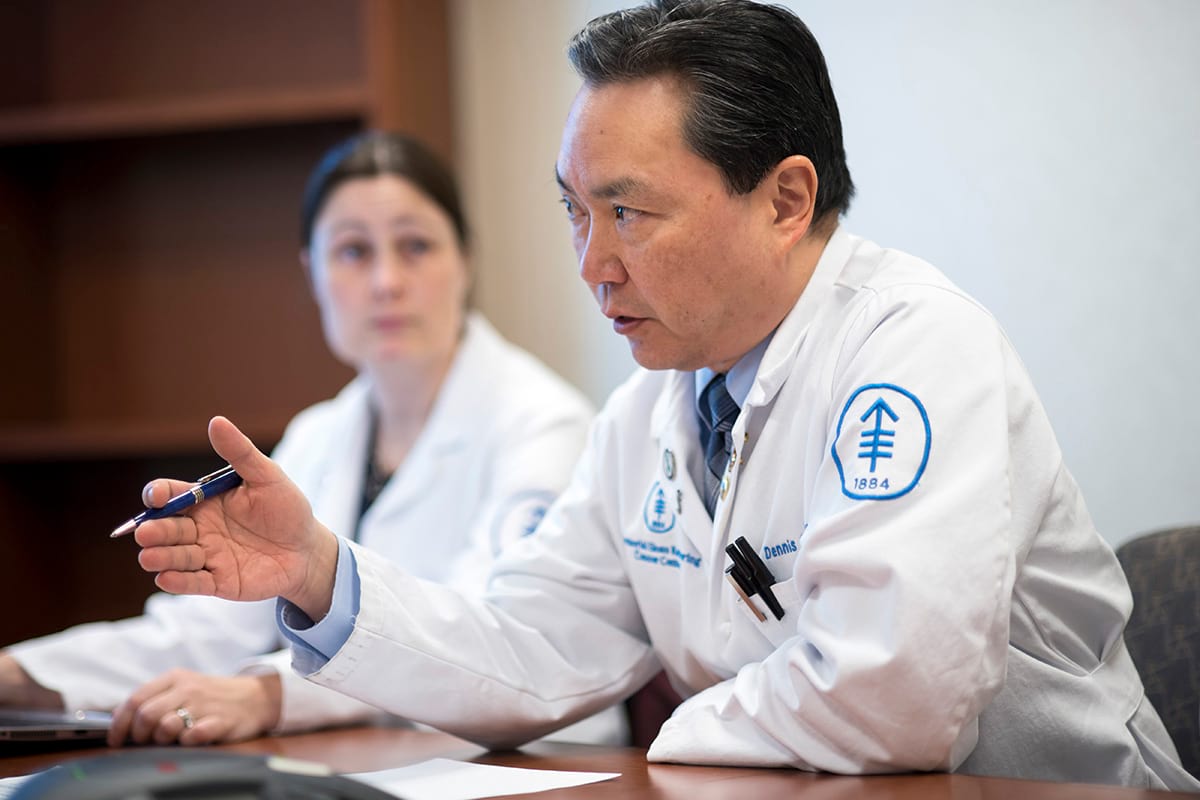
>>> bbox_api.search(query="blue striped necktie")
[698,373,740,516]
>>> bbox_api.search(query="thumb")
[207,416,278,485]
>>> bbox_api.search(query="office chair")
[625,671,683,748]
[1115,525,1200,778]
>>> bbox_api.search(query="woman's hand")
[107,669,282,747]
[134,416,339,620]
[0,653,64,709]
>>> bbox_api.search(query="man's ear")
[768,154,819,248]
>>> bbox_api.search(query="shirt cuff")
[275,537,360,672]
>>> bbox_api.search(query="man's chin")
[627,340,698,373]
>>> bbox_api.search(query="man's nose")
[578,224,626,288]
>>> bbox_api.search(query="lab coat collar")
[745,225,855,411]
[362,312,499,510]
[650,370,698,449]
[301,376,372,541]
[412,311,497,453]
[318,312,496,537]
[338,312,493,459]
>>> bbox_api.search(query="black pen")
[110,465,243,538]
[724,561,766,622]
[725,537,785,620]
[732,536,785,620]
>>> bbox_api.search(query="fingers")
[133,515,198,548]
[139,416,271,510]
[138,543,207,574]
[134,517,218,596]
[108,671,178,747]
[180,715,236,746]
[154,569,217,596]
[208,416,278,486]
[141,477,202,510]
[109,672,263,748]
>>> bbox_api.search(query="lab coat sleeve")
[7,594,278,712]
[238,649,386,733]
[650,287,1016,773]
[298,418,662,749]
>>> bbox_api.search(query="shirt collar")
[693,330,774,413]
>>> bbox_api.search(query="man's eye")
[614,206,627,221]
[560,197,575,217]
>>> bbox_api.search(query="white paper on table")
[346,757,619,800]
[0,773,32,799]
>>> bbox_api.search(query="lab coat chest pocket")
[724,571,805,657]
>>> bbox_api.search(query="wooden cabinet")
[0,0,452,645]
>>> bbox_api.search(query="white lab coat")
[295,230,1196,789]
[10,313,625,743]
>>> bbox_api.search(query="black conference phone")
[11,748,398,799]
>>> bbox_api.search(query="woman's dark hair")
[299,131,468,249]
[568,0,854,228]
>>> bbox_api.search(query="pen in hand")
[110,464,243,538]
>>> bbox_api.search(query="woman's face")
[305,174,469,373]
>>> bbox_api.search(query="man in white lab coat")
[130,0,1197,788]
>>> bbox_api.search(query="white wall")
[452,0,1200,546]
[451,1,636,405]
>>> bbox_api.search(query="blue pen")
[110,464,243,538]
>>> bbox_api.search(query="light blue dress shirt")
[276,537,359,665]
[690,332,773,503]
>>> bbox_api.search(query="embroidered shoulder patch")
[490,489,556,555]
[831,383,931,500]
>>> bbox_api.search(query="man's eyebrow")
[594,176,647,200]
[554,168,648,200]
[554,167,572,193]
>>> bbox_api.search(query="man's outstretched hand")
[133,416,339,620]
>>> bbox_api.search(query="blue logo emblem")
[642,481,676,533]
[832,383,930,500]
[490,489,556,555]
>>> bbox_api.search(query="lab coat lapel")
[306,379,373,542]
[711,228,856,550]
[360,320,481,529]
[648,370,712,556]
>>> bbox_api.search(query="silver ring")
[175,706,195,729]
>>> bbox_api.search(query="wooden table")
[0,726,1189,799]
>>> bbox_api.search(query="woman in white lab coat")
[0,131,618,746]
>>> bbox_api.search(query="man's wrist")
[288,525,340,622]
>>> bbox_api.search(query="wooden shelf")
[0,85,370,144]
[0,418,290,462]
[0,0,452,644]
